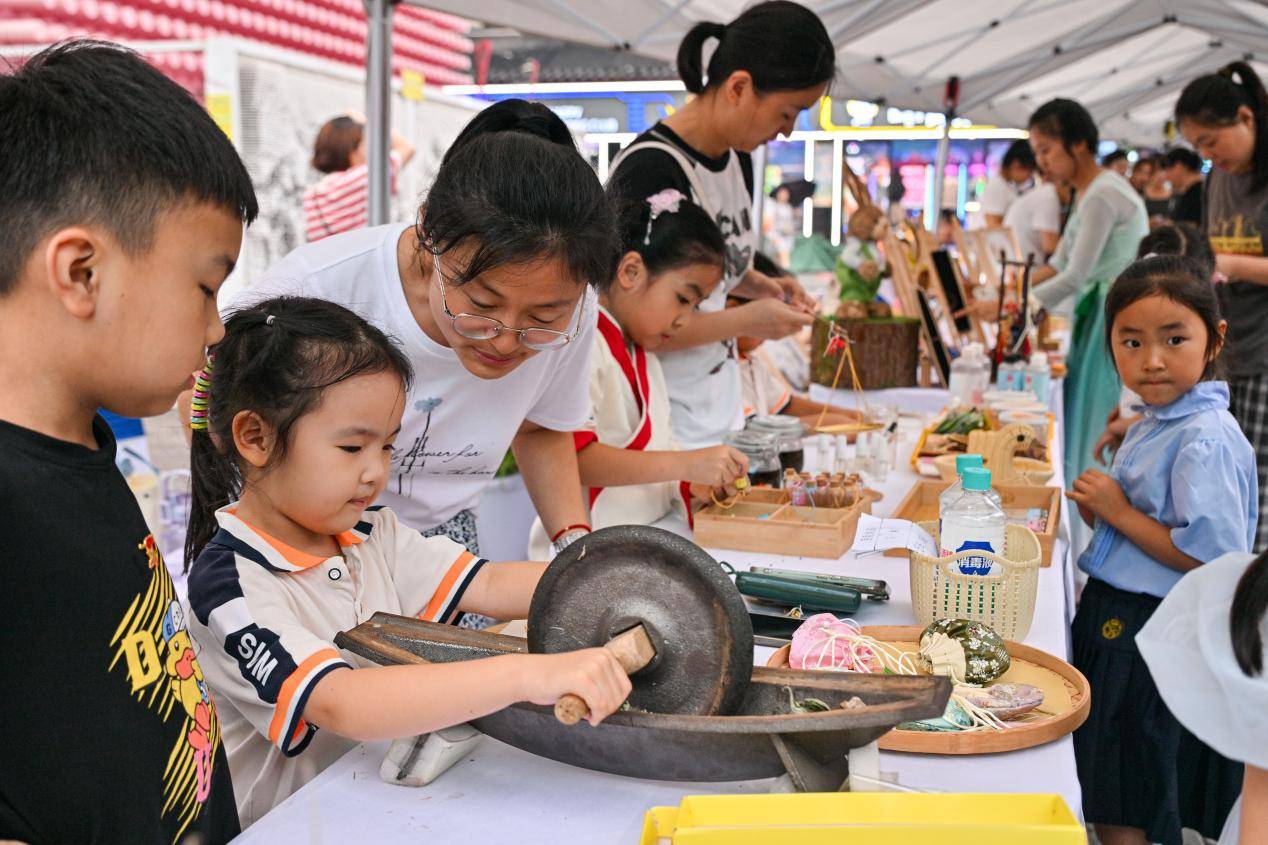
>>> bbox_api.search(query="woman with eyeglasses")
[236,100,618,563]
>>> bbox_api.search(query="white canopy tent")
[361,0,1268,223]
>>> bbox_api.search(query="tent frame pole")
[365,0,398,227]
[930,116,952,226]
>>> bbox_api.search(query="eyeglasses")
[431,256,585,351]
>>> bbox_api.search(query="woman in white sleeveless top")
[607,1,835,448]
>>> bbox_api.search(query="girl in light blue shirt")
[1069,254,1257,845]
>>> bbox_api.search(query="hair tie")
[188,355,214,431]
[700,27,723,88]
[644,188,687,245]
[265,314,276,326]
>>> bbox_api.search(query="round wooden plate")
[767,625,1090,755]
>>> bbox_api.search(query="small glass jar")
[746,415,806,473]
[724,430,782,488]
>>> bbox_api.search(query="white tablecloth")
[235,387,1081,844]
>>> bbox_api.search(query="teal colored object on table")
[735,572,862,614]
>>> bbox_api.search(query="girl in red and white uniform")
[528,191,748,557]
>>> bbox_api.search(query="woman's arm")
[512,422,589,539]
[1217,253,1268,285]
[1039,229,1060,257]
[305,647,631,740]
[782,394,861,422]
[1241,764,1268,845]
[577,443,746,489]
[655,299,814,352]
[1032,195,1118,308]
[733,267,817,311]
[390,130,416,167]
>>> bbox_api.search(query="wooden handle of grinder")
[554,624,656,725]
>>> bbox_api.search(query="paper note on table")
[852,513,938,557]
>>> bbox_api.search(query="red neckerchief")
[574,309,693,525]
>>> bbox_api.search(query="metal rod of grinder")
[555,624,656,725]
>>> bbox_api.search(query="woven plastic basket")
[909,521,1041,640]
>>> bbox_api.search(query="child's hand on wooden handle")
[552,627,654,726]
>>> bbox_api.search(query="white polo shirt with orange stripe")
[186,504,483,827]
[739,347,792,420]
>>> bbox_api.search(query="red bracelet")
[550,524,591,542]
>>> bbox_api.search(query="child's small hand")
[1066,469,1128,522]
[521,650,632,727]
[1093,412,1139,466]
[683,445,749,487]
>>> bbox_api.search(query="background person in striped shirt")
[302,111,415,243]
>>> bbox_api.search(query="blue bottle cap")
[955,453,984,476]
[962,467,992,491]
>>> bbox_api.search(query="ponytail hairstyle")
[1175,61,1268,192]
[1104,254,1224,380]
[613,187,726,277]
[1232,550,1268,676]
[418,98,619,294]
[676,1,835,96]
[186,297,413,566]
[1136,221,1216,279]
[1028,98,1099,156]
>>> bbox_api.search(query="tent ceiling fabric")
[412,0,1268,145]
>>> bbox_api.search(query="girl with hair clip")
[1068,255,1257,845]
[234,99,618,568]
[526,190,750,558]
[1094,222,1217,465]
[1177,61,1268,553]
[1022,98,1148,485]
[607,1,835,449]
[184,298,630,827]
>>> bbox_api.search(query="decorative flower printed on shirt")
[393,397,444,494]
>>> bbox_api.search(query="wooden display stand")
[693,487,872,559]
[886,479,1062,567]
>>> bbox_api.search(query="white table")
[237,388,1081,843]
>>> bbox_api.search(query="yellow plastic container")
[639,793,1085,844]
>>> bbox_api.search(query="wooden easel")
[973,228,1023,290]
[952,221,987,288]
[893,221,979,351]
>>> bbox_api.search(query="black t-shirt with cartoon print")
[0,416,239,844]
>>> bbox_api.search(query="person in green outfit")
[1025,99,1149,485]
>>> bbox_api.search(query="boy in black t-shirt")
[0,41,257,844]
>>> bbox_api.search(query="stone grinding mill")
[336,525,949,791]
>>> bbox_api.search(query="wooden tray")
[693,488,871,559]
[767,625,1090,755]
[887,480,1061,567]
[909,411,1055,468]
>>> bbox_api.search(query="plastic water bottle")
[939,467,1007,575]
[949,352,976,406]
[1023,353,1051,403]
[939,454,1002,522]
[995,359,1022,391]
[972,347,992,404]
